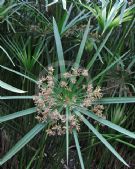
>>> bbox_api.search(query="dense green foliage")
[0,0,135,169]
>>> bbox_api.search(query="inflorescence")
[33,66,105,136]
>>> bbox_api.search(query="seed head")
[48,66,54,73]
[82,69,88,77]
[33,66,104,137]
[60,81,68,87]
[93,86,103,99]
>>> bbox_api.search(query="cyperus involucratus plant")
[33,66,105,137]
[1,18,135,168]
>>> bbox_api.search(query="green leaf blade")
[0,45,15,66]
[66,107,69,165]
[73,129,85,169]
[0,65,37,84]
[86,30,112,70]
[74,110,129,167]
[74,19,90,69]
[0,96,33,100]
[78,107,135,140]
[0,123,46,165]
[94,97,135,104]
[0,80,27,93]
[53,17,66,74]
[0,107,36,123]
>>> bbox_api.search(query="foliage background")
[0,0,135,169]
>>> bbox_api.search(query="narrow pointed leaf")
[53,17,65,74]
[91,51,129,82]
[94,97,135,104]
[0,96,33,100]
[62,0,66,10]
[86,29,112,69]
[0,80,27,93]
[104,1,123,32]
[73,129,85,169]
[78,107,135,139]
[66,107,69,165]
[74,19,90,69]
[26,149,40,169]
[0,107,36,123]
[0,65,37,84]
[120,1,127,24]
[0,45,15,66]
[61,4,72,33]
[0,123,46,165]
[77,30,112,86]
[74,111,129,167]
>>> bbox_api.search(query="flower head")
[33,66,104,136]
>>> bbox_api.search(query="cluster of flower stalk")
[33,66,105,136]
